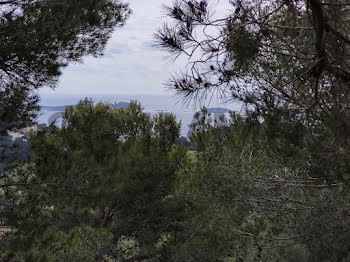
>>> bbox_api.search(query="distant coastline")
[38,94,240,137]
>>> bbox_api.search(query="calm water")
[38,94,241,137]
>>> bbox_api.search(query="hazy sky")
[40,0,231,96]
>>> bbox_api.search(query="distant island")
[207,108,231,113]
[110,102,130,109]
[41,105,76,111]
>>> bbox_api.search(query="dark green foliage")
[0,85,39,134]
[155,2,350,259]
[0,135,31,175]
[0,0,131,211]
[226,21,261,74]
[172,112,350,261]
[155,0,350,152]
[176,136,193,149]
[0,0,130,90]
[1,100,187,261]
[2,103,349,261]
[0,0,131,134]
[3,0,350,260]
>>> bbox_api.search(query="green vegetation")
[1,100,187,261]
[1,0,350,261]
[0,0,130,133]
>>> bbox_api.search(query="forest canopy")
[1,0,350,261]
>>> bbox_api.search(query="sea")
[38,94,242,137]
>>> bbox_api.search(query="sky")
[40,0,232,96]
[40,0,186,96]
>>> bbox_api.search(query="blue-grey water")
[38,94,241,137]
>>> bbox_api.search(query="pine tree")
[0,0,131,133]
[1,100,187,261]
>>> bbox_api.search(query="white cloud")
[40,0,230,95]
